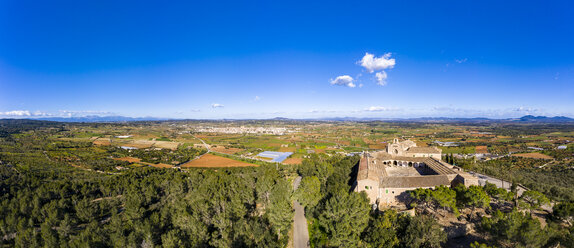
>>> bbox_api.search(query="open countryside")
[181,153,259,168]
[2,118,574,247]
[1,1,574,248]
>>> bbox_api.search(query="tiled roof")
[407,146,442,153]
[357,154,370,180]
[423,158,457,175]
[380,175,451,188]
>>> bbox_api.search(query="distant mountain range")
[1,115,573,123]
[281,115,574,123]
[516,115,574,123]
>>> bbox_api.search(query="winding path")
[470,171,527,195]
[292,176,310,248]
[193,135,211,153]
[470,171,554,212]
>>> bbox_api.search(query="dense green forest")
[0,123,293,247]
[1,120,574,247]
[452,156,574,202]
[0,165,293,247]
[108,146,206,165]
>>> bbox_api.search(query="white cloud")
[0,110,31,116]
[513,106,540,113]
[308,109,338,113]
[0,110,114,118]
[364,106,399,112]
[254,96,261,101]
[375,71,388,86]
[455,58,468,64]
[425,106,556,118]
[330,75,356,88]
[359,52,395,73]
[355,52,396,86]
[58,110,113,117]
[33,111,51,117]
[211,103,224,108]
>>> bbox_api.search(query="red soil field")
[511,153,553,160]
[113,157,141,163]
[282,158,303,165]
[93,138,111,146]
[114,157,174,168]
[475,146,488,154]
[180,154,258,168]
[148,163,174,168]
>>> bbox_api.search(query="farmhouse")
[355,139,478,208]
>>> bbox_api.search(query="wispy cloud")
[513,106,540,113]
[330,75,356,88]
[426,106,555,118]
[250,106,569,119]
[253,96,261,101]
[211,103,224,108]
[364,106,400,112]
[375,71,388,86]
[455,58,468,63]
[0,110,32,116]
[58,110,113,117]
[0,110,114,118]
[308,109,339,114]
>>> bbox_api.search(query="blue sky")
[1,0,573,119]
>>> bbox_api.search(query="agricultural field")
[475,145,488,154]
[113,156,141,163]
[1,119,573,247]
[180,153,258,168]
[282,157,303,165]
[209,145,244,154]
[113,157,174,168]
[511,152,554,160]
